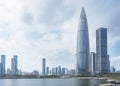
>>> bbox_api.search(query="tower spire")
[80,7,86,18]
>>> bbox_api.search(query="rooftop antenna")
[80,0,86,8]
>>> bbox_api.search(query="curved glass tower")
[76,7,90,74]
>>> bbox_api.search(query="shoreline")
[99,78,120,86]
[99,83,111,86]
[0,76,108,79]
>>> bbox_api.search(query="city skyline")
[0,0,120,72]
[0,55,73,75]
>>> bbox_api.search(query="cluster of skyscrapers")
[0,55,18,75]
[42,58,68,75]
[76,7,110,75]
[0,7,110,76]
[41,7,110,76]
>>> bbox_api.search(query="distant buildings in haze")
[42,58,46,75]
[1,55,6,75]
[41,58,69,75]
[11,55,18,75]
[0,55,18,75]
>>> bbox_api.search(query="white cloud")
[42,33,58,41]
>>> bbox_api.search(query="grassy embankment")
[106,73,120,81]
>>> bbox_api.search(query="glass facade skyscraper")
[76,7,90,74]
[0,63,2,75]
[11,55,18,75]
[46,66,49,75]
[1,55,6,75]
[42,58,46,75]
[58,66,61,75]
[96,27,109,74]
[61,68,66,75]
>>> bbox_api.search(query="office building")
[58,66,61,75]
[42,58,46,75]
[61,68,66,75]
[96,27,110,74]
[76,7,90,74]
[11,55,18,75]
[46,66,49,75]
[1,55,6,75]
[0,63,2,75]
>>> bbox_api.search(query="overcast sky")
[0,0,120,72]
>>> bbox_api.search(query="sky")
[0,0,120,72]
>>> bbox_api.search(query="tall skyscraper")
[96,27,109,74]
[52,68,55,75]
[89,52,96,75]
[55,67,58,75]
[76,7,90,74]
[58,66,61,75]
[46,66,49,75]
[42,58,46,75]
[0,63,2,75]
[61,68,66,75]
[1,55,6,75]
[11,55,18,75]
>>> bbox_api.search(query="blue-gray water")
[0,79,106,86]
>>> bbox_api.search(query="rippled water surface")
[0,79,107,86]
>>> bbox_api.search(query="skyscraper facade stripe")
[76,7,90,74]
